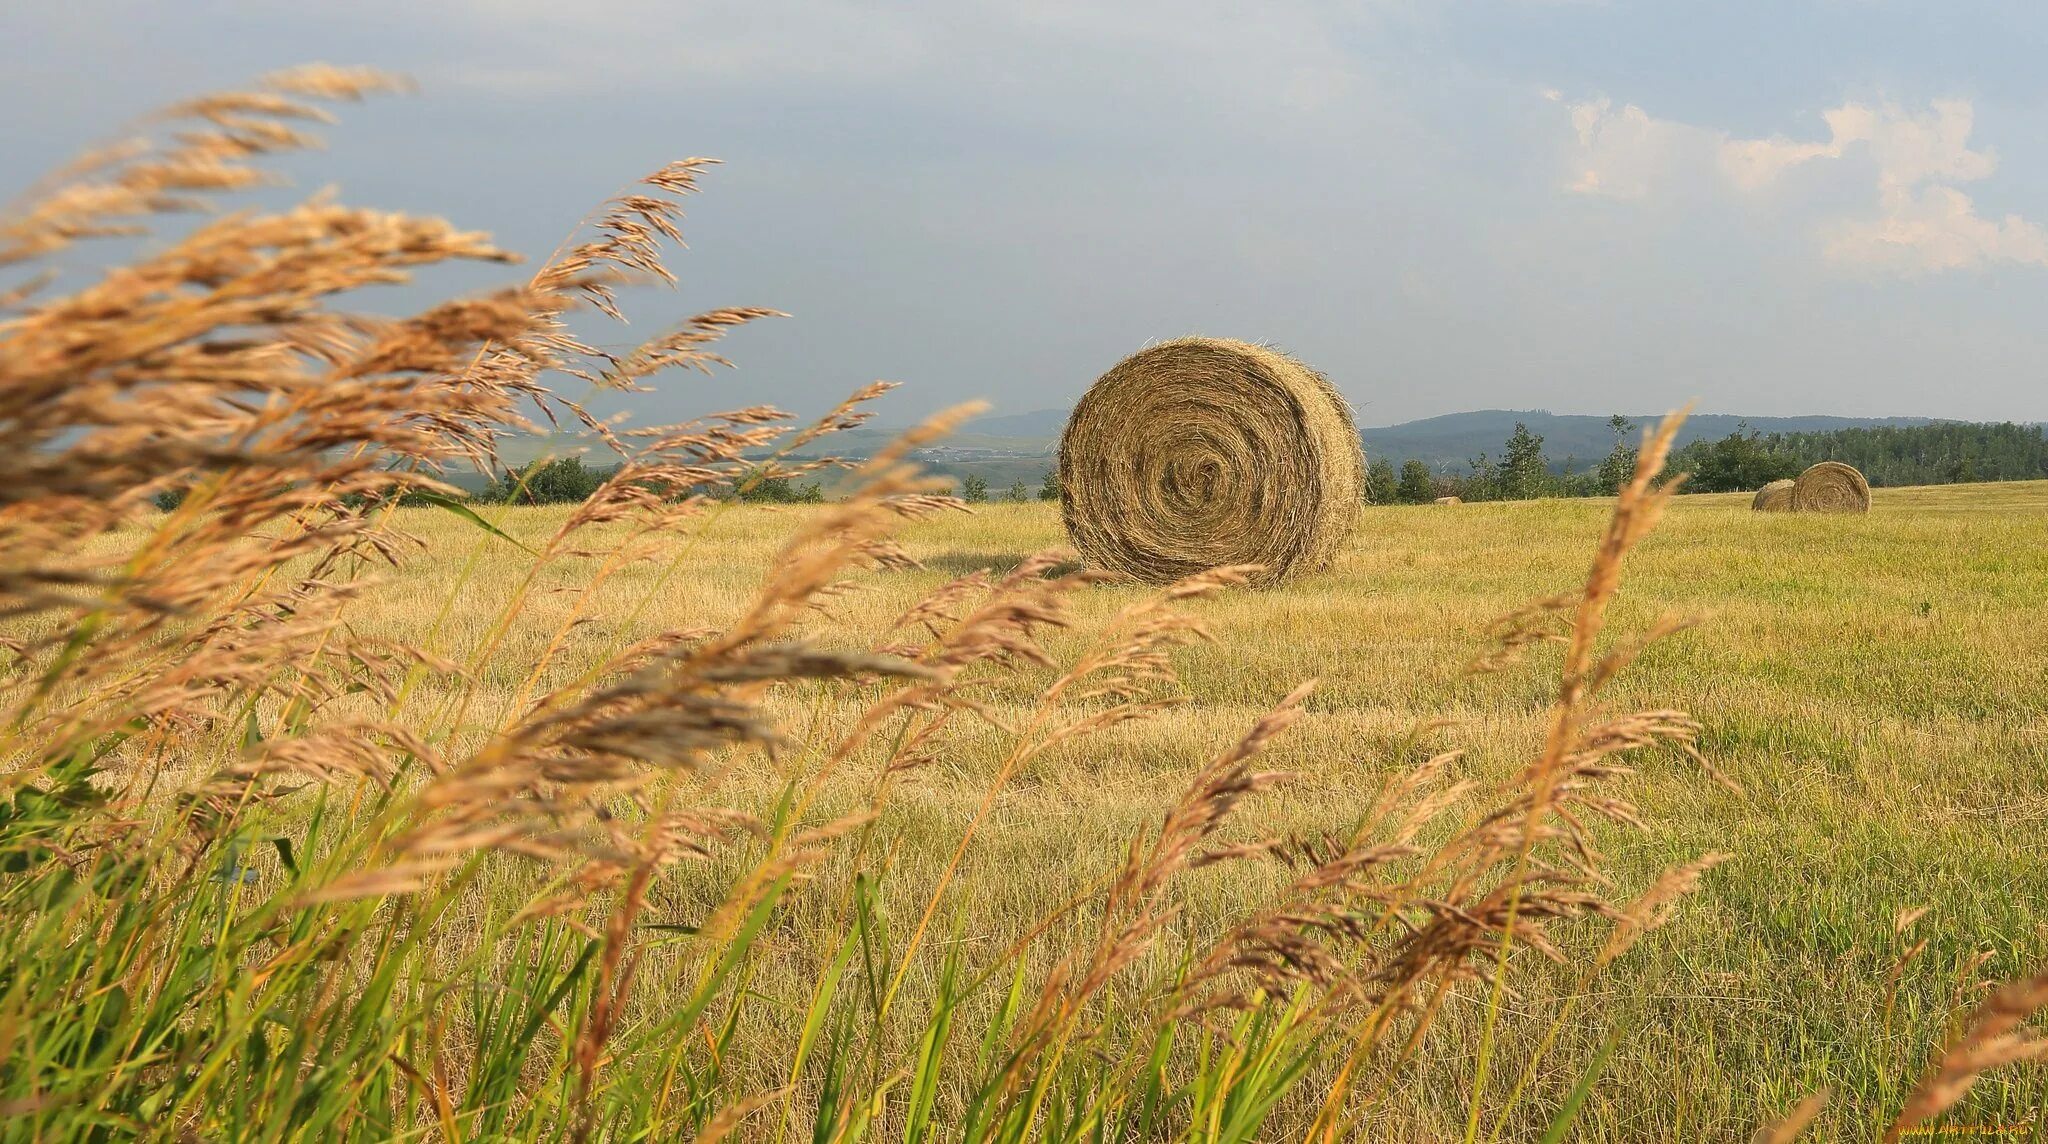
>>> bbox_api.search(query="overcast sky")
[6,1,2048,427]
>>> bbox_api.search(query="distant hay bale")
[1434,496,1462,506]
[1790,461,1870,513]
[1058,337,1363,586]
[1751,479,1795,512]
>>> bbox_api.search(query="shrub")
[490,455,606,504]
[1669,425,1800,492]
[735,470,826,503]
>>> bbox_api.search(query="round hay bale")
[1433,496,1463,506]
[1058,337,1362,586]
[1789,461,1870,513]
[1751,479,1795,512]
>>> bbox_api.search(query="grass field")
[328,478,2048,1140]
[9,82,2045,1139]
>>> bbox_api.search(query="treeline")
[473,459,1063,506]
[159,456,835,511]
[474,457,828,504]
[1362,417,2048,503]
[1667,420,2048,490]
[1363,417,1639,503]
[159,422,2040,513]
[981,470,1061,503]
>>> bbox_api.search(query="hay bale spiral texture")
[1789,461,1870,513]
[1058,337,1363,586]
[1751,479,1795,512]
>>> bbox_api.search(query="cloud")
[1829,185,2048,272]
[1719,129,1844,192]
[1563,95,1719,199]
[1560,93,2045,273]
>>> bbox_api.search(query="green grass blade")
[407,490,542,557]
[1537,1030,1621,1144]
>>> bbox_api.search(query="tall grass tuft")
[2,70,2043,1142]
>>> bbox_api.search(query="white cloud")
[1830,185,2048,272]
[1564,96,1720,199]
[1719,131,1842,192]
[1560,93,2045,273]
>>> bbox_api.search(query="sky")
[5,1,2048,428]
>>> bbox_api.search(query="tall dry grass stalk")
[2,69,2042,1143]
[0,66,929,1137]
[1883,969,2048,1141]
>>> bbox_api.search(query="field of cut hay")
[9,71,2047,1143]
[348,479,2048,1140]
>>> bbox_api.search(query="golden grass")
[7,70,2046,1142]
[277,479,2048,1139]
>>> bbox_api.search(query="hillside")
[474,409,1980,496]
[869,408,1948,488]
[1354,410,1939,471]
[921,408,1942,471]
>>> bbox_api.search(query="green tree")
[1365,457,1397,505]
[959,473,989,503]
[1596,414,1638,494]
[1396,459,1435,504]
[1038,468,1060,501]
[1006,480,1031,502]
[1684,421,2048,489]
[1496,422,1548,501]
[1669,425,1798,493]
[491,456,603,504]
[1463,452,1497,502]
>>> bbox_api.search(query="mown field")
[13,64,2048,1142]
[343,478,2048,1140]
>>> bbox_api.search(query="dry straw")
[1434,495,1463,506]
[1057,337,1363,586]
[1790,460,1870,513]
[1751,478,1795,512]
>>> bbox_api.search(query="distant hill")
[1354,410,1941,472]
[966,408,1070,438]
[932,408,1944,473]
[473,408,1980,495]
